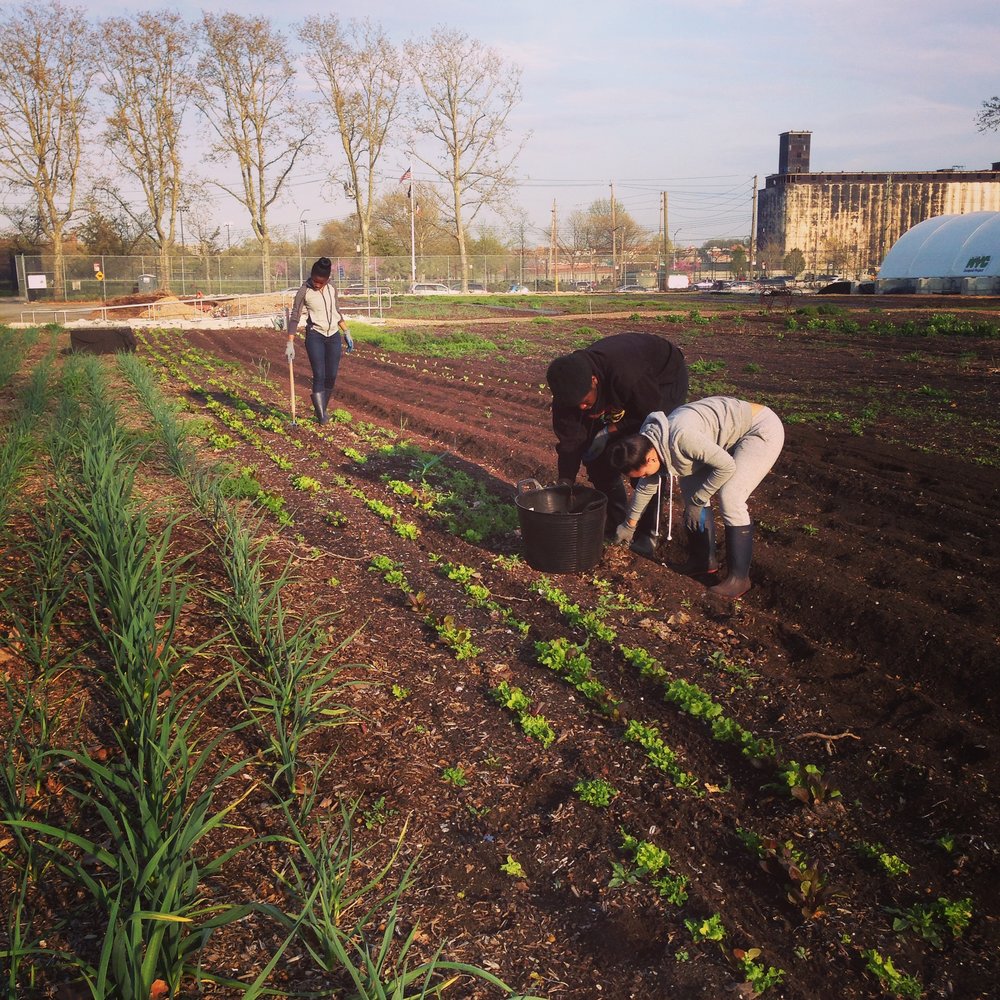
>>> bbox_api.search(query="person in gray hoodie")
[607,397,784,599]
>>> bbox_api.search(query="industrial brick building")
[755,131,1000,278]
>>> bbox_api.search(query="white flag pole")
[409,169,416,287]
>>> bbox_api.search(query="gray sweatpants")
[680,406,784,527]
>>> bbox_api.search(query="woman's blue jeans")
[305,328,342,394]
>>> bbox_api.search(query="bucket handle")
[515,478,543,495]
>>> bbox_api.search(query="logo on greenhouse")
[963,255,991,273]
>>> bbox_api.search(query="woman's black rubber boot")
[630,531,658,560]
[602,477,629,537]
[311,391,328,424]
[709,523,753,599]
[677,519,719,578]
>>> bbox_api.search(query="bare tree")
[406,28,529,292]
[99,10,195,291]
[80,186,156,254]
[1,205,48,251]
[372,182,447,266]
[194,12,313,292]
[0,1,97,297]
[977,95,1000,132]
[301,16,406,292]
[570,199,646,257]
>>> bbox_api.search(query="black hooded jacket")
[551,332,687,481]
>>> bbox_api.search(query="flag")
[399,168,411,184]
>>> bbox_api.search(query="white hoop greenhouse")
[877,211,1000,294]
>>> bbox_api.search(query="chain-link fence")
[13,250,740,301]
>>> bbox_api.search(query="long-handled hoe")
[285,306,297,426]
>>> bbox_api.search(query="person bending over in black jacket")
[545,331,688,555]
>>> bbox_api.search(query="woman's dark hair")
[311,257,332,279]
[608,433,656,473]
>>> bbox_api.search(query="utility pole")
[550,200,559,292]
[749,175,758,278]
[610,182,617,287]
[661,192,669,287]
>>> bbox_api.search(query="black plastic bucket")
[514,479,607,573]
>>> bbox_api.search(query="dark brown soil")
[3,296,999,999]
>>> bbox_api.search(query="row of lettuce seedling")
[365,550,789,991]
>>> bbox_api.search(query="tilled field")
[2,298,998,999]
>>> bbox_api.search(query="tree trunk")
[51,226,65,300]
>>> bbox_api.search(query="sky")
[96,0,1000,249]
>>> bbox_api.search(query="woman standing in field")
[285,257,353,424]
[608,397,784,599]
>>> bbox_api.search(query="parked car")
[693,279,714,291]
[507,283,531,294]
[341,283,367,295]
[409,282,451,294]
[615,284,647,293]
[574,281,595,292]
[447,280,486,292]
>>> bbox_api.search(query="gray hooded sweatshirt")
[626,396,754,521]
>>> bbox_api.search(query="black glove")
[582,427,610,463]
[684,504,709,533]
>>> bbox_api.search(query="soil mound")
[88,291,201,321]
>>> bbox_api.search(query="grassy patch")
[354,326,498,357]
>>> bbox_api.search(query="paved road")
[0,298,82,324]
[0,299,31,323]
[1,298,108,325]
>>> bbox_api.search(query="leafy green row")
[490,681,557,748]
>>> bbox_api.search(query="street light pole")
[298,210,308,284]
[178,204,187,295]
